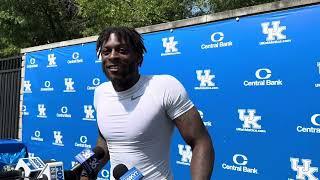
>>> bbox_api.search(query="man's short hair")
[96,27,147,66]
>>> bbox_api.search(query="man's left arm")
[174,106,215,180]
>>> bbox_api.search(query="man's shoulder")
[147,74,180,84]
[94,81,113,95]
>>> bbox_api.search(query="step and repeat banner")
[22,4,320,179]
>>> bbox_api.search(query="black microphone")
[70,146,105,177]
[113,164,128,180]
[0,170,22,179]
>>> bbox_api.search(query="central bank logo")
[259,21,291,45]
[314,62,320,88]
[195,69,218,90]
[47,54,57,68]
[67,52,83,64]
[37,104,47,118]
[87,78,101,91]
[297,114,320,134]
[176,144,192,166]
[222,154,259,174]
[236,109,266,133]
[31,130,44,142]
[161,36,181,56]
[27,58,38,69]
[40,81,54,92]
[75,135,91,148]
[82,105,96,121]
[56,106,72,118]
[24,80,32,93]
[63,78,76,92]
[52,131,64,146]
[97,169,110,180]
[290,158,318,180]
[201,32,233,49]
[22,105,29,116]
[243,68,283,87]
[198,110,212,127]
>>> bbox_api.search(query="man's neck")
[111,74,140,92]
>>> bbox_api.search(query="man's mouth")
[107,65,119,72]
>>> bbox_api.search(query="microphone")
[70,146,105,177]
[113,164,128,180]
[15,156,46,179]
[37,160,65,180]
[113,164,143,180]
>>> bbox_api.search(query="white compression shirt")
[94,75,194,180]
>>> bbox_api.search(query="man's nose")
[109,49,119,59]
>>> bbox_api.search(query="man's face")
[101,33,140,82]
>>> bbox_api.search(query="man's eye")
[102,50,111,55]
[119,48,128,53]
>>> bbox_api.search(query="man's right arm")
[80,131,110,180]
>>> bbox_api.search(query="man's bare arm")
[174,106,214,180]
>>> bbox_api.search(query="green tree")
[0,0,84,58]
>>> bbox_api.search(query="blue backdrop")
[22,4,320,179]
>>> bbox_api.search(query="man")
[86,27,214,180]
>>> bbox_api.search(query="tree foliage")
[0,0,278,58]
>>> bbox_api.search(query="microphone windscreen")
[113,164,128,179]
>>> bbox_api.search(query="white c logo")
[311,114,320,126]
[233,154,248,166]
[80,136,87,143]
[101,169,109,178]
[44,81,51,88]
[61,106,68,114]
[72,52,80,60]
[92,78,101,86]
[255,68,272,79]
[30,58,36,65]
[211,32,224,42]
[35,131,41,138]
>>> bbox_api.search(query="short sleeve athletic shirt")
[94,75,194,180]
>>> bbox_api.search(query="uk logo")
[24,80,32,93]
[290,158,318,180]
[26,58,38,69]
[236,109,266,133]
[195,69,218,90]
[296,114,320,134]
[243,68,283,87]
[87,78,101,91]
[67,52,83,64]
[47,54,57,67]
[82,105,96,121]
[198,110,212,127]
[201,32,233,49]
[40,81,54,92]
[259,21,291,45]
[37,104,47,118]
[52,131,64,146]
[161,36,181,56]
[63,78,76,92]
[176,144,192,166]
